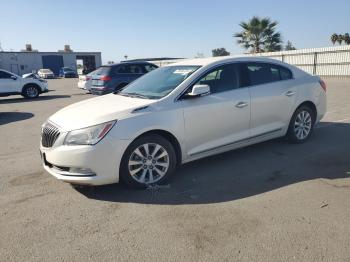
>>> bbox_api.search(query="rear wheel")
[22,85,40,98]
[120,134,177,188]
[287,105,315,143]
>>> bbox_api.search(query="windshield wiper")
[118,92,149,99]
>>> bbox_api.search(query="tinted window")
[195,64,240,94]
[246,63,292,86]
[280,67,293,80]
[92,66,110,76]
[118,64,143,74]
[0,71,12,79]
[144,64,158,72]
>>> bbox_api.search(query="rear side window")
[92,66,111,76]
[0,71,12,79]
[245,63,292,86]
[280,67,293,80]
[144,64,158,72]
[118,64,143,74]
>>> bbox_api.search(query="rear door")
[244,62,296,137]
[127,64,144,81]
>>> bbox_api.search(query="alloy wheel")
[128,143,170,184]
[26,86,39,98]
[294,110,312,140]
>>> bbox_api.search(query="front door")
[181,63,251,156]
[0,71,18,94]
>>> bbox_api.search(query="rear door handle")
[235,101,248,108]
[285,90,295,97]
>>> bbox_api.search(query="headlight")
[64,121,116,145]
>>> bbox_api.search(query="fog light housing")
[69,167,95,176]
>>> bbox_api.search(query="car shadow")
[76,122,350,205]
[0,95,70,104]
[0,112,34,125]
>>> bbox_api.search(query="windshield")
[42,69,52,73]
[63,67,73,72]
[119,66,200,99]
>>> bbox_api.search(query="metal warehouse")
[0,45,102,76]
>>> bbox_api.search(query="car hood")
[49,94,156,131]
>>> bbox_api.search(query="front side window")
[194,64,241,94]
[119,66,200,99]
[246,63,293,86]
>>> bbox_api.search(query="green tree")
[285,41,296,51]
[331,33,338,45]
[234,16,282,53]
[344,33,350,45]
[337,34,344,45]
[212,48,230,57]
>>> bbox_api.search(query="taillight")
[319,80,327,92]
[100,75,112,81]
[86,76,91,81]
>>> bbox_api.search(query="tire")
[287,105,316,143]
[120,134,177,189]
[22,85,40,98]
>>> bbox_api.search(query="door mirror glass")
[187,84,210,98]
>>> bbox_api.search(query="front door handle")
[285,90,295,97]
[235,101,248,108]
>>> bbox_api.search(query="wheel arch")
[131,129,182,165]
[296,101,317,120]
[22,82,41,91]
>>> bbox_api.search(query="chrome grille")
[41,123,60,148]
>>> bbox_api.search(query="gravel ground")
[0,78,349,262]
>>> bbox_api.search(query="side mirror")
[11,75,17,80]
[186,84,210,98]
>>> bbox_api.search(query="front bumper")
[40,133,131,186]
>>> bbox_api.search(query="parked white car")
[38,69,55,79]
[40,57,326,187]
[77,73,92,90]
[0,69,48,98]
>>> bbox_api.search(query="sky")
[1,0,349,63]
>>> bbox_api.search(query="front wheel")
[287,105,315,143]
[120,134,177,188]
[22,85,40,98]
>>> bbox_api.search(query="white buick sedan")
[40,57,326,188]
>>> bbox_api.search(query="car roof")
[169,56,291,67]
[103,61,157,67]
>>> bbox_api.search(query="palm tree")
[344,33,350,45]
[331,33,338,45]
[337,34,344,45]
[234,16,282,53]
